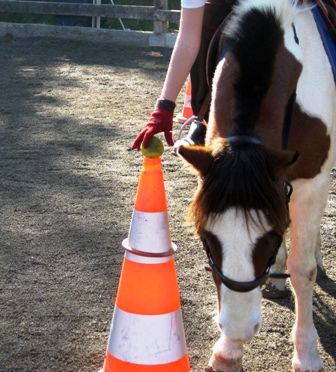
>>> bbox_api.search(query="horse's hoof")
[205,367,214,372]
[208,353,243,372]
[293,359,324,372]
[262,282,290,299]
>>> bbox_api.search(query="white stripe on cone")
[124,250,173,264]
[126,210,173,253]
[107,307,187,365]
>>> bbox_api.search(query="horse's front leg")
[206,335,244,372]
[264,231,324,299]
[287,179,329,372]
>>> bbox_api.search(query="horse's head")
[178,140,297,342]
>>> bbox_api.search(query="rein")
[282,24,299,149]
[282,90,296,150]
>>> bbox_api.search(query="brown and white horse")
[177,1,335,371]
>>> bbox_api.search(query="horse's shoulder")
[286,103,331,181]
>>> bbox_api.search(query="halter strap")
[204,242,290,293]
[227,135,263,146]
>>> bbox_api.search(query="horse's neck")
[256,40,302,148]
[207,44,301,149]
[207,5,335,152]
[206,54,238,143]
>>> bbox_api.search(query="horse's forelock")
[190,144,289,235]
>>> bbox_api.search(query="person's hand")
[132,99,175,150]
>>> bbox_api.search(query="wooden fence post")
[153,0,168,35]
[92,0,101,28]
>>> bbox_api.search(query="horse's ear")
[176,145,214,176]
[266,147,299,177]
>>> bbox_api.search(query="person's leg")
[190,0,235,117]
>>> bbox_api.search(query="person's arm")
[160,6,205,102]
[132,4,205,149]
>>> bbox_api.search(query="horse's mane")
[227,0,299,36]
[191,142,289,235]
[223,0,299,133]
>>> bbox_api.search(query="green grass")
[0,0,181,30]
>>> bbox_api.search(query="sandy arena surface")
[0,36,335,371]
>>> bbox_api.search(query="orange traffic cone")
[102,156,190,371]
[177,77,194,124]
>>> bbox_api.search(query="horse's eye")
[284,180,293,201]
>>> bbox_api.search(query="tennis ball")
[141,136,164,158]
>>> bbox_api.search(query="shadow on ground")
[0,36,335,372]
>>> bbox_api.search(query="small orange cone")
[102,156,190,371]
[177,77,194,124]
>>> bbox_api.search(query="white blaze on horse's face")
[206,208,272,342]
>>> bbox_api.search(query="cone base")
[103,353,190,372]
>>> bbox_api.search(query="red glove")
[132,99,175,150]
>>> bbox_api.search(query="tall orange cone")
[177,77,194,124]
[102,151,190,371]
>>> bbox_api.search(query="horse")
[177,0,336,371]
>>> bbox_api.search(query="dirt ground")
[0,36,335,372]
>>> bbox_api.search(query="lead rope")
[176,115,197,142]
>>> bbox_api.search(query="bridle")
[203,238,285,293]
[202,135,293,293]
[203,233,290,293]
